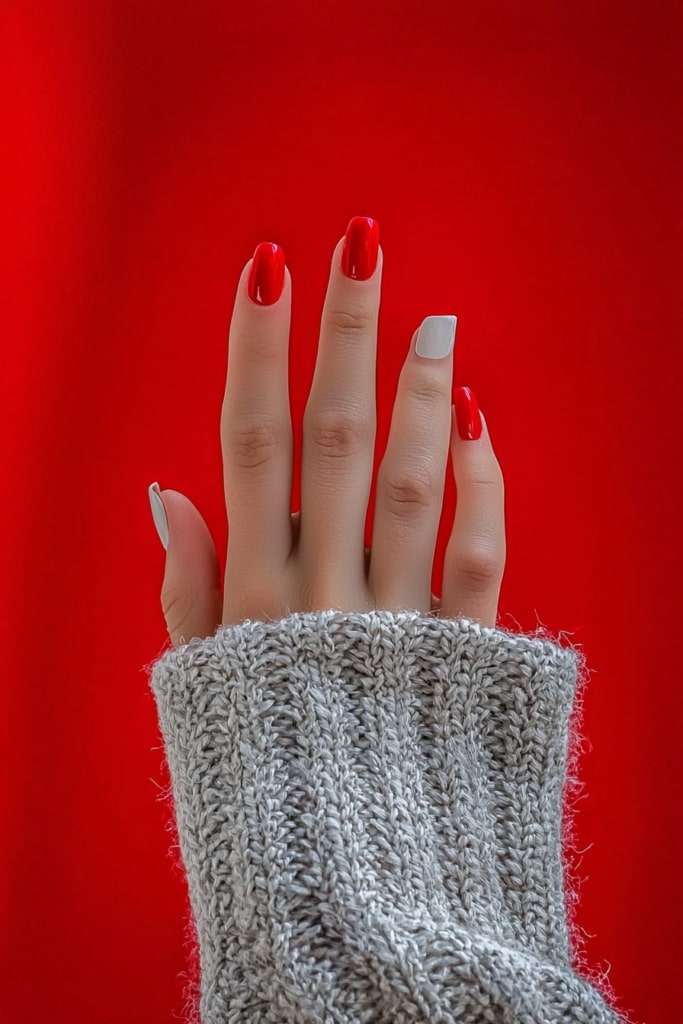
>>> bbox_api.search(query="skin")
[156,234,506,648]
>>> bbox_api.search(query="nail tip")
[148,482,170,550]
[418,313,457,334]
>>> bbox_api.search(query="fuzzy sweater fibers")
[146,609,626,1024]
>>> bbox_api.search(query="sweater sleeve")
[146,608,626,1024]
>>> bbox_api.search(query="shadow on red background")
[1,2,681,1022]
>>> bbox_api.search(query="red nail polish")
[453,386,482,440]
[248,242,285,305]
[341,217,379,280]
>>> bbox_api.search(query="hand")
[148,217,506,648]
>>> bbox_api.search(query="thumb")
[147,482,223,648]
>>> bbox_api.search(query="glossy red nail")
[341,217,379,280]
[248,242,285,305]
[453,387,482,440]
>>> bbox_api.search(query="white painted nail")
[415,315,457,359]
[148,481,169,550]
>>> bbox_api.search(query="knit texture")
[147,609,624,1024]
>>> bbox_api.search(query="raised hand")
[148,217,506,647]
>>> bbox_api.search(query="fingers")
[368,317,455,612]
[440,393,506,627]
[369,365,505,627]
[149,484,223,648]
[298,218,382,597]
[220,244,295,595]
[206,225,504,632]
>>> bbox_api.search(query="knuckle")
[467,469,505,492]
[454,547,505,588]
[383,463,440,517]
[307,408,371,459]
[407,376,445,405]
[229,415,282,470]
[328,306,373,340]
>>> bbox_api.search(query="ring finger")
[369,316,456,612]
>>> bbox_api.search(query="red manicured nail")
[341,217,379,280]
[248,242,285,305]
[453,387,482,440]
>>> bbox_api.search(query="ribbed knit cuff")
[147,609,622,1024]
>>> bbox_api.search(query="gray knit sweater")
[147,609,625,1024]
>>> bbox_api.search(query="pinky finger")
[439,393,506,628]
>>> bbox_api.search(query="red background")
[1,2,681,1022]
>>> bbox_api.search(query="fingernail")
[148,481,169,550]
[248,242,285,305]
[341,216,379,280]
[453,387,482,440]
[415,315,457,359]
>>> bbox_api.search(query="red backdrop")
[1,2,681,1022]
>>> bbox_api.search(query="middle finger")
[298,217,382,594]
